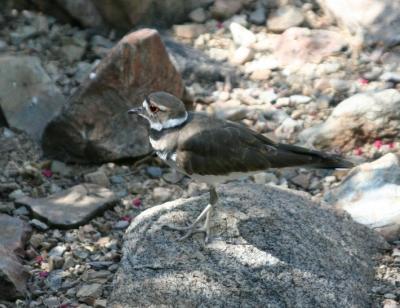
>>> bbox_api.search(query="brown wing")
[175,121,277,176]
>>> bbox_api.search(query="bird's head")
[128,92,188,131]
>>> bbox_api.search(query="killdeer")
[128,91,353,242]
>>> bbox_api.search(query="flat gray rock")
[109,183,386,308]
[16,184,117,228]
[0,214,31,257]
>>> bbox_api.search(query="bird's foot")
[162,203,213,243]
[163,221,211,243]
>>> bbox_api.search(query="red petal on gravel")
[354,147,363,156]
[358,78,369,85]
[374,140,383,149]
[388,142,395,149]
[42,169,53,178]
[121,215,132,222]
[38,271,49,278]
[35,255,44,264]
[132,197,142,207]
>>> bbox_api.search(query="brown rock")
[16,184,117,228]
[173,24,207,39]
[273,27,347,68]
[42,29,184,163]
[0,214,31,257]
[0,246,29,301]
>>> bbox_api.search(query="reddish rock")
[0,215,31,301]
[273,27,347,68]
[0,247,29,301]
[0,214,31,257]
[42,29,184,163]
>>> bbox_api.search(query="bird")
[128,91,353,243]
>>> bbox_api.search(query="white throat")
[150,112,188,131]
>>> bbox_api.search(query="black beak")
[128,107,144,115]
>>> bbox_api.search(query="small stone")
[267,5,304,32]
[290,95,312,105]
[114,220,129,229]
[0,39,7,51]
[153,187,173,203]
[384,294,398,300]
[9,189,25,200]
[253,172,278,184]
[290,173,311,189]
[13,206,30,216]
[48,245,67,258]
[84,170,110,187]
[211,0,242,19]
[162,171,185,184]
[60,44,86,63]
[43,297,59,307]
[94,299,107,308]
[189,7,207,23]
[30,219,49,231]
[250,69,271,80]
[77,283,103,305]
[231,46,254,65]
[146,166,162,178]
[30,233,45,248]
[174,24,207,39]
[229,22,256,47]
[380,72,400,83]
[0,202,15,214]
[49,256,64,270]
[110,175,124,184]
[249,3,266,25]
[51,160,72,176]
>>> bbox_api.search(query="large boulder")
[299,89,400,151]
[22,0,211,30]
[109,183,386,307]
[325,153,400,241]
[0,56,65,141]
[316,0,400,46]
[42,29,184,163]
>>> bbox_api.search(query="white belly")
[190,171,258,185]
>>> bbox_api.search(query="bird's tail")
[276,143,354,169]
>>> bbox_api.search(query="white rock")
[290,95,312,105]
[231,46,254,64]
[267,5,304,32]
[325,153,400,241]
[229,22,256,47]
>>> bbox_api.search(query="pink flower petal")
[354,148,363,156]
[388,142,395,149]
[35,255,44,264]
[358,78,369,85]
[374,140,383,150]
[132,197,141,208]
[42,169,53,178]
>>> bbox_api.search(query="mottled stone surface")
[110,184,386,307]
[299,89,400,151]
[325,153,400,241]
[0,55,65,140]
[42,29,184,163]
[16,184,117,228]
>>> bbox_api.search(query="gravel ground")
[0,5,399,308]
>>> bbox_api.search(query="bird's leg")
[163,186,218,243]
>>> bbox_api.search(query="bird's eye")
[149,105,159,113]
